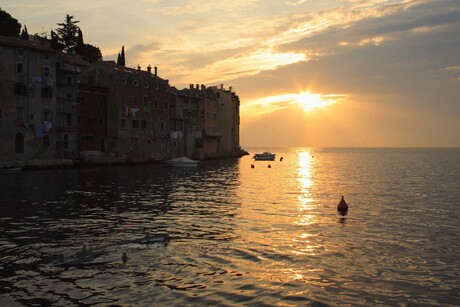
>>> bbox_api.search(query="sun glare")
[241,91,344,118]
[295,91,337,112]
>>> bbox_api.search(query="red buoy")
[337,195,348,213]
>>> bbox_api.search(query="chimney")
[147,65,152,74]
[137,64,141,71]
[220,84,224,90]
[154,66,158,76]
[190,84,193,90]
[201,84,206,90]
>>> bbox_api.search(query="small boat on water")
[164,156,200,167]
[253,152,276,161]
[0,167,22,174]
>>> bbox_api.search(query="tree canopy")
[117,46,126,66]
[0,8,21,37]
[56,14,80,51]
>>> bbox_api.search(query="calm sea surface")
[1,148,459,306]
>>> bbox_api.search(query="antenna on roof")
[40,26,48,38]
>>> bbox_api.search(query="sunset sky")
[3,0,460,147]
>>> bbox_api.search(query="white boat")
[0,167,22,174]
[164,156,200,167]
[253,152,276,161]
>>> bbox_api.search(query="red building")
[77,84,109,155]
[78,61,170,163]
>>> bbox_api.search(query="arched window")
[15,133,24,154]
[43,135,50,148]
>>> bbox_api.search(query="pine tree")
[20,25,29,40]
[120,46,126,66]
[50,30,65,51]
[76,28,84,49]
[56,14,80,51]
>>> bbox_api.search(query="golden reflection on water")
[296,150,315,224]
[293,149,323,259]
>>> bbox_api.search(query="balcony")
[203,130,222,138]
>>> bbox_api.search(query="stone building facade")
[0,36,57,165]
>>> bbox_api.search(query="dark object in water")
[268,164,271,168]
[251,164,255,168]
[122,252,128,264]
[280,157,284,161]
[337,195,348,213]
[140,233,170,245]
[57,260,114,270]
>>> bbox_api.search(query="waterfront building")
[78,62,170,163]
[0,36,57,165]
[209,84,241,157]
[76,82,109,159]
[168,87,202,159]
[55,52,89,158]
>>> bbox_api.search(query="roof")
[101,61,168,83]
[0,35,54,52]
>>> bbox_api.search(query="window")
[78,96,83,105]
[143,96,148,106]
[151,120,155,129]
[155,100,159,108]
[133,97,137,106]
[44,53,50,60]
[43,67,50,77]
[66,113,72,127]
[16,62,23,73]
[160,121,165,130]
[63,134,69,149]
[140,120,146,128]
[144,81,149,88]
[121,95,126,105]
[164,101,168,109]
[121,119,126,128]
[99,117,103,124]
[77,115,81,124]
[43,135,50,148]
[15,48,24,56]
[14,84,26,96]
[132,120,139,128]
[15,133,24,154]
[131,138,139,150]
[16,108,24,120]
[43,109,51,121]
[66,75,73,85]
[133,80,139,87]
[41,87,52,99]
[121,78,127,85]
[66,93,72,101]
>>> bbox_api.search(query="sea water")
[1,148,459,306]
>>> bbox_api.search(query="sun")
[295,92,330,112]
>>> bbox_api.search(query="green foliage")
[0,8,21,37]
[20,25,29,40]
[56,14,80,51]
[117,46,126,66]
[77,43,102,62]
[50,30,65,51]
